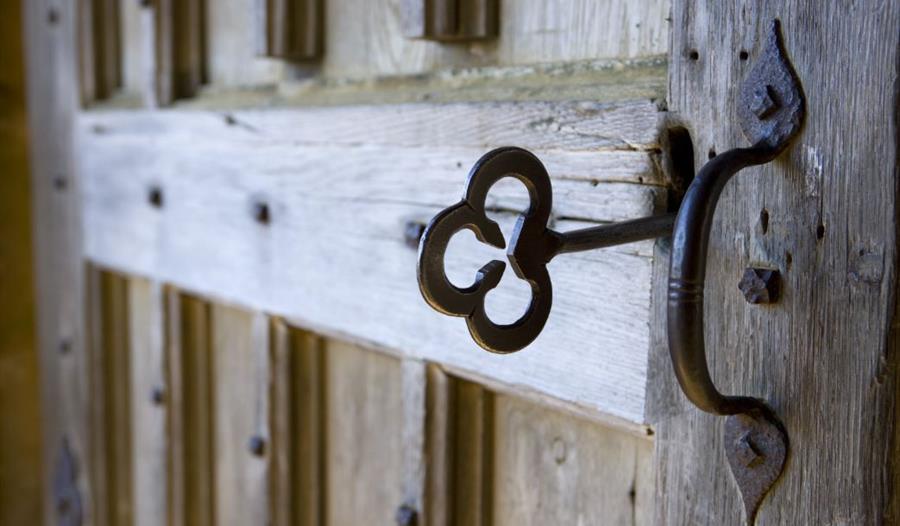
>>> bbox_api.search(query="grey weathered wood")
[212,306,271,526]
[493,394,654,526]
[24,0,89,521]
[326,340,405,525]
[401,360,428,519]
[77,101,664,426]
[129,278,168,526]
[651,3,900,524]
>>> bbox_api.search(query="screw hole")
[760,209,769,235]
[148,186,164,208]
[254,202,271,225]
[816,223,825,240]
[708,149,717,160]
[47,7,59,25]
[785,251,793,269]
[739,50,749,61]
[689,49,699,61]
[53,175,68,191]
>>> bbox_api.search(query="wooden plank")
[78,0,122,103]
[77,102,662,425]
[270,324,325,526]
[452,379,493,526]
[154,0,205,104]
[129,279,167,526]
[255,0,322,60]
[493,394,654,526]
[211,305,271,526]
[77,102,663,425]
[326,340,404,525]
[401,0,497,41]
[25,0,90,520]
[166,292,215,526]
[86,269,133,526]
[0,0,41,519]
[206,0,285,88]
[322,0,667,79]
[651,3,900,524]
[425,365,452,526]
[401,360,427,519]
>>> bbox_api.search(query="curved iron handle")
[667,144,780,415]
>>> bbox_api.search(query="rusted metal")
[724,409,789,524]
[53,439,83,526]
[738,268,780,304]
[667,19,804,523]
[417,147,673,353]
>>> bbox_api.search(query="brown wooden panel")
[325,340,404,525]
[166,292,214,526]
[257,0,322,60]
[270,324,326,526]
[154,0,206,104]
[79,0,122,103]
[86,269,133,526]
[0,0,41,519]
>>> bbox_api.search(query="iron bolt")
[404,221,426,249]
[738,267,780,304]
[248,435,266,457]
[395,504,418,526]
[734,432,765,468]
[750,85,779,119]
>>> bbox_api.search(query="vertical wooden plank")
[212,305,270,526]
[452,379,493,526]
[326,340,404,526]
[154,0,205,104]
[166,292,215,526]
[400,0,497,41]
[653,2,900,523]
[86,269,133,526]
[401,360,427,520]
[0,0,41,519]
[129,279,167,526]
[24,0,87,519]
[270,324,326,526]
[256,0,322,60]
[78,0,121,103]
[492,395,653,526]
[425,365,452,526]
[424,369,493,526]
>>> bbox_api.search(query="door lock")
[416,19,804,524]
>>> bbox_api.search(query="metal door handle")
[416,19,804,525]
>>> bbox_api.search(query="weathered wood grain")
[166,293,215,526]
[24,0,90,521]
[154,0,205,104]
[86,269,133,526]
[78,100,664,425]
[78,0,122,103]
[401,0,498,41]
[128,278,167,526]
[493,394,654,526]
[254,0,322,60]
[651,2,900,524]
[325,340,405,525]
[211,305,271,526]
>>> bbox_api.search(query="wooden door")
[20,0,899,525]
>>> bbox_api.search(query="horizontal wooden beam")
[77,100,665,427]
